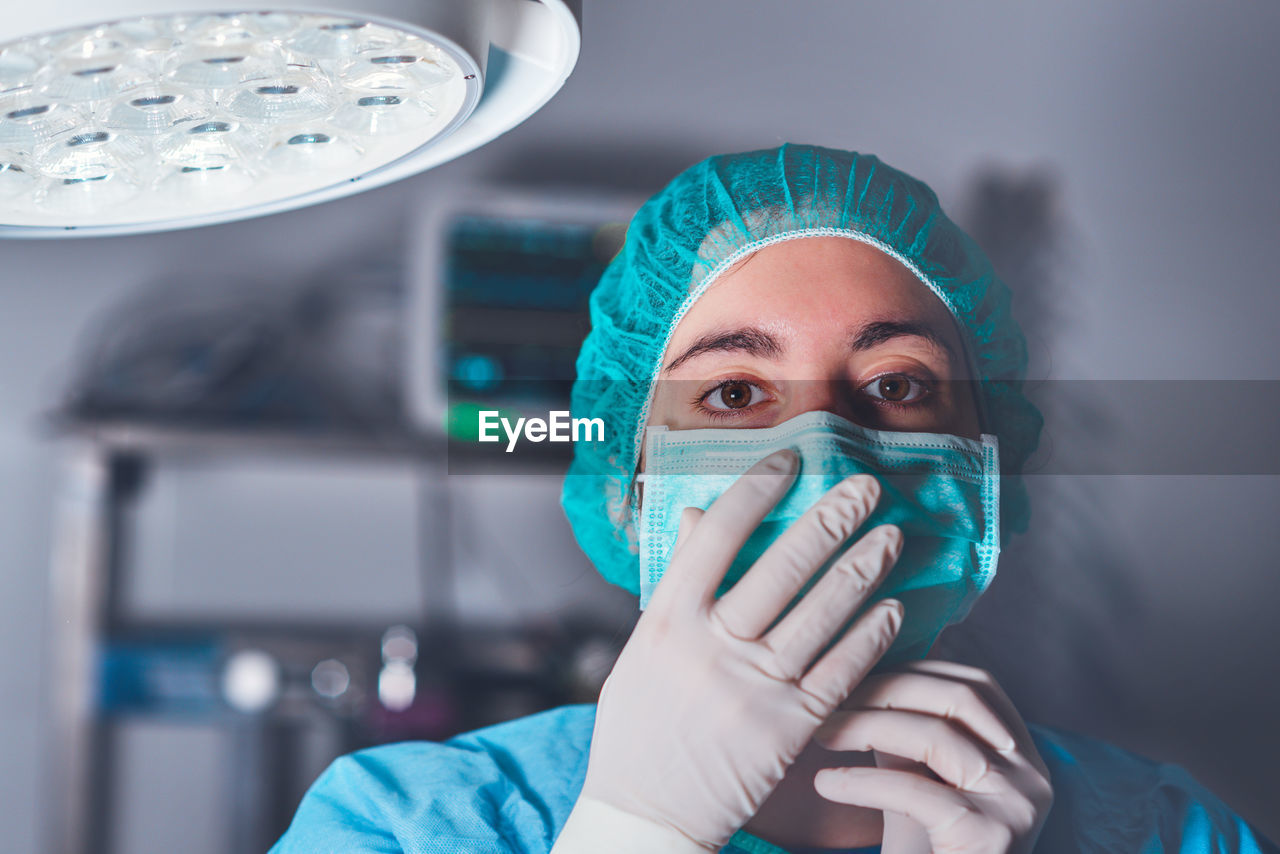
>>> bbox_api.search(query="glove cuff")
[552,797,717,854]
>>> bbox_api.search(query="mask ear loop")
[975,434,1002,589]
[625,425,663,554]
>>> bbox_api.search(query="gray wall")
[2,1,1278,850]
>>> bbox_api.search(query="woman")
[271,145,1272,853]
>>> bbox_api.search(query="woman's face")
[646,236,981,440]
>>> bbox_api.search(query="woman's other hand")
[553,449,904,853]
[814,660,1054,854]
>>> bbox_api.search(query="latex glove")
[814,660,1054,854]
[553,449,905,854]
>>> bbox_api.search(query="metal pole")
[44,445,111,854]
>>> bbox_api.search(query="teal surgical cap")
[561,143,1043,594]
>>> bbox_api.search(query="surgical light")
[0,1,581,236]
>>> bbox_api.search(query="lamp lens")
[0,11,475,228]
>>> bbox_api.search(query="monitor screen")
[442,214,626,409]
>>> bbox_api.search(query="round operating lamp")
[0,0,581,237]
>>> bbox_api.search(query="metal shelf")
[43,416,449,854]
[42,413,575,470]
[44,415,443,460]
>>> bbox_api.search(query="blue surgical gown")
[269,704,1273,854]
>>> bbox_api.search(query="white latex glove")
[553,449,905,854]
[813,660,1054,854]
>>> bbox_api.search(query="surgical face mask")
[636,410,1000,665]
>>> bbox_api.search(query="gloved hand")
[553,449,906,853]
[813,660,1055,854]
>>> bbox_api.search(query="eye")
[861,373,930,405]
[702,379,767,411]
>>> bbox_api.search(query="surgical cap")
[561,143,1043,594]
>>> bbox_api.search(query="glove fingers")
[650,449,799,608]
[715,474,880,639]
[814,709,995,792]
[763,524,901,679]
[671,506,705,556]
[796,598,903,712]
[837,672,1018,752]
[894,660,1039,759]
[814,766,974,828]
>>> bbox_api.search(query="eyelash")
[861,371,935,411]
[690,377,767,420]
[692,373,934,419]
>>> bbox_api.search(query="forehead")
[668,235,966,354]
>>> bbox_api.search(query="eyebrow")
[663,318,958,373]
[665,326,782,371]
[851,319,957,360]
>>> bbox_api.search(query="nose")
[781,377,861,425]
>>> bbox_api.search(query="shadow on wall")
[934,165,1145,733]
